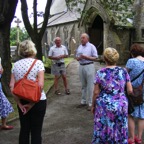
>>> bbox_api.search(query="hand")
[10,87,14,92]
[18,103,27,115]
[18,103,34,115]
[55,56,63,60]
[23,103,35,115]
[91,106,95,115]
[80,55,89,60]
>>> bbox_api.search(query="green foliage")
[100,0,135,26]
[44,57,52,68]
[10,27,29,46]
[66,0,86,14]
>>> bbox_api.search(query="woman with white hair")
[10,40,46,144]
[91,48,133,144]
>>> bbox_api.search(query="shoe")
[55,90,61,95]
[65,89,70,95]
[135,136,142,144]
[1,125,14,130]
[87,106,92,111]
[76,104,87,108]
[128,138,135,144]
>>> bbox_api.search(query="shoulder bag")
[129,69,144,106]
[13,59,41,103]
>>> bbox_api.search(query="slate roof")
[48,10,80,26]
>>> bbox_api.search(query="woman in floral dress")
[0,58,14,130]
[91,48,133,144]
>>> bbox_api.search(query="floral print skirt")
[92,95,128,144]
[0,88,13,118]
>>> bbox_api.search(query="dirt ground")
[0,61,104,144]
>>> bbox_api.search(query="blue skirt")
[0,85,13,118]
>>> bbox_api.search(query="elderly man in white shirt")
[76,33,98,111]
[48,37,70,95]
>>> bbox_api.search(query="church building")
[40,0,144,64]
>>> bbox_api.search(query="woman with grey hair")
[10,40,46,144]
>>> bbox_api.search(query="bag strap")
[131,69,144,82]
[24,59,37,78]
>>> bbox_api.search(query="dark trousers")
[18,100,46,144]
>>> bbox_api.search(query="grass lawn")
[7,57,74,121]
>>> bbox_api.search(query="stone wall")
[42,21,82,55]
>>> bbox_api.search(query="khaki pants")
[79,64,95,106]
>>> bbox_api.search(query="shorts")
[51,63,66,76]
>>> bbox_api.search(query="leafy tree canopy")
[66,0,135,27]
[100,0,135,26]
[10,27,29,46]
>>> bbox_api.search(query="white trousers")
[79,64,95,106]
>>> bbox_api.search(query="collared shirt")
[76,42,98,64]
[49,45,68,63]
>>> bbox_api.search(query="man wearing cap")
[76,33,98,111]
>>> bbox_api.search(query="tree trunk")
[35,38,43,60]
[0,23,12,96]
[0,0,18,96]
[20,0,53,60]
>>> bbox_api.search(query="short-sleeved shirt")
[76,42,98,64]
[126,58,144,87]
[12,58,46,100]
[48,45,68,63]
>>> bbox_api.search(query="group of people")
[75,34,144,144]
[0,33,144,144]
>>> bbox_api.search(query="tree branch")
[20,0,34,38]
[39,0,52,39]
[33,0,38,34]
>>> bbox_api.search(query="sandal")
[55,90,61,95]
[128,138,135,144]
[65,89,70,95]
[135,136,142,144]
[1,125,14,130]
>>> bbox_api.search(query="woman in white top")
[10,40,46,144]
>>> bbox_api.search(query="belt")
[80,62,93,66]
[56,62,64,66]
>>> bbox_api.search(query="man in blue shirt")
[76,33,98,111]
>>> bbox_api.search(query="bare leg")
[62,74,68,90]
[137,119,144,139]
[54,75,59,90]
[1,117,13,129]
[1,117,7,127]
[128,115,135,141]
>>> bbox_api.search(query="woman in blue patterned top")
[91,48,133,144]
[126,44,144,144]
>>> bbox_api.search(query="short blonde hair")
[18,40,37,57]
[103,47,119,65]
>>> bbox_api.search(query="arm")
[10,74,28,114]
[38,70,44,90]
[80,55,97,61]
[126,81,133,95]
[91,83,100,114]
[80,45,98,61]
[48,56,61,60]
